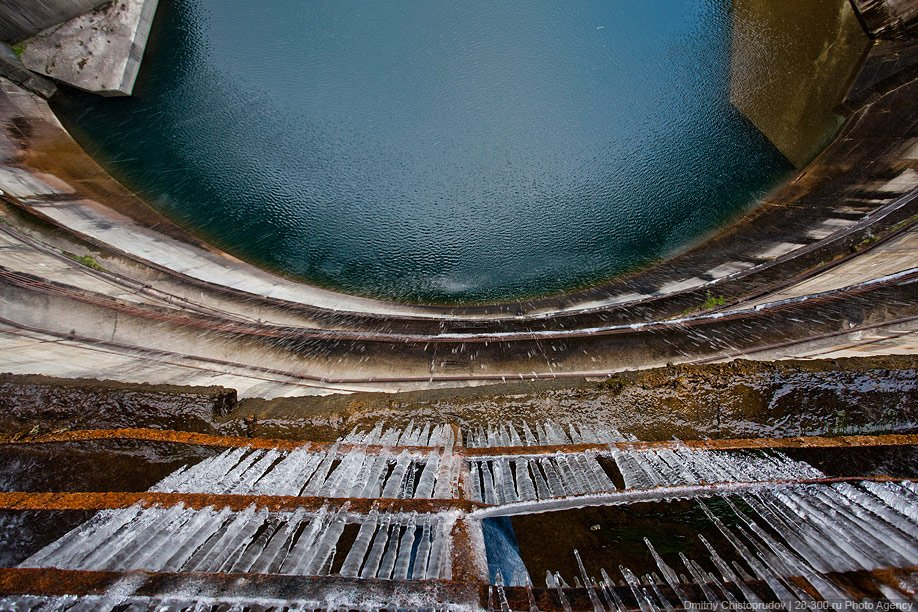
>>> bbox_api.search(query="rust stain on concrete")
[3,428,915,458]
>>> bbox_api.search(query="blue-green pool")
[53,0,793,303]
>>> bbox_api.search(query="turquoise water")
[53,0,791,303]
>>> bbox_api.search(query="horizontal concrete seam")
[0,316,360,392]
[0,311,914,387]
[708,201,918,313]
[686,314,918,364]
[0,306,918,391]
[2,176,914,326]
[0,491,483,513]
[0,567,474,598]
[0,476,905,514]
[0,565,912,601]
[0,223,268,325]
[463,433,918,456]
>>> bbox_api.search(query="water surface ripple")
[54,0,791,303]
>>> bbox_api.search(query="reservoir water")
[53,0,817,303]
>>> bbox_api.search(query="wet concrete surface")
[0,440,215,492]
[0,374,235,435]
[0,509,93,566]
[0,357,912,607]
[230,356,918,443]
[1,357,914,445]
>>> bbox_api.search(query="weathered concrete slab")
[19,0,159,96]
[0,323,334,399]
[0,0,109,44]
[735,318,918,361]
[744,227,918,307]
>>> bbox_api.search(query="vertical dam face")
[46,0,868,303]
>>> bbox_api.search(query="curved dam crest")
[51,0,795,304]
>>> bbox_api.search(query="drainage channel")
[0,422,913,609]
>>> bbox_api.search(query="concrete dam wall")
[0,34,916,395]
[0,0,914,396]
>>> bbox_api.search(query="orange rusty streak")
[2,429,915,456]
[0,428,434,454]
[0,491,481,513]
[0,567,116,597]
[462,433,918,457]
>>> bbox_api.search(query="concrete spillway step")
[4,416,917,611]
[463,420,630,448]
[340,422,454,448]
[608,445,822,490]
[152,444,456,500]
[0,568,482,610]
[467,444,829,506]
[469,453,617,504]
[19,505,453,581]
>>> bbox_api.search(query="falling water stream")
[5,420,914,609]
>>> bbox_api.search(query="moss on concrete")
[64,251,104,271]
